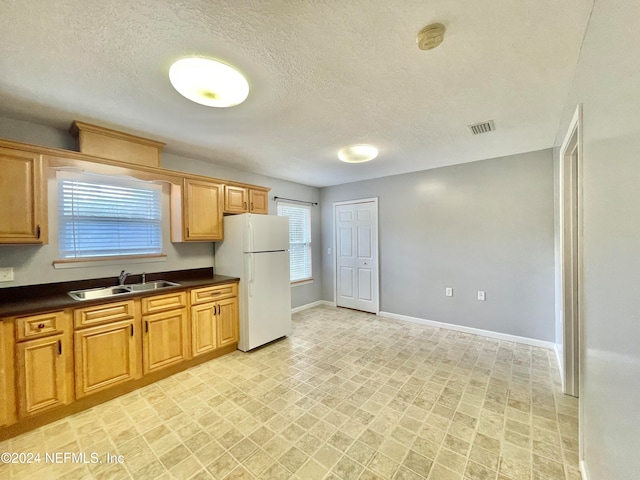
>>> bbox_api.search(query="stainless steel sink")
[127,280,180,291]
[68,280,180,301]
[67,285,133,301]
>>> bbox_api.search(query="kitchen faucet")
[118,270,130,285]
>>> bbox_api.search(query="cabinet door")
[17,334,71,416]
[217,298,239,348]
[191,303,216,357]
[224,185,248,214]
[0,147,47,244]
[143,309,188,373]
[249,189,269,214]
[184,179,223,241]
[0,321,16,426]
[75,320,138,398]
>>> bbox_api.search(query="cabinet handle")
[217,304,221,315]
[36,225,41,239]
[145,321,149,333]
[130,324,134,336]
[207,291,221,296]
[57,339,62,355]
[186,227,190,237]
[244,201,247,210]
[37,323,45,329]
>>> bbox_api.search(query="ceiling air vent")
[468,120,495,135]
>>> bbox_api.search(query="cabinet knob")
[37,323,45,329]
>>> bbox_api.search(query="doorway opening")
[559,104,582,399]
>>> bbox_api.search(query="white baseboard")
[291,300,335,314]
[378,311,555,349]
[555,343,566,391]
[579,460,589,480]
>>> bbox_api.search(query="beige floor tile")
[2,306,578,480]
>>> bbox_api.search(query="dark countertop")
[0,268,239,318]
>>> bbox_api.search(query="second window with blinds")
[277,202,312,284]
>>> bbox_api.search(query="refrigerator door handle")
[249,253,255,298]
[248,219,255,253]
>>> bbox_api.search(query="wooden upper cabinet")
[224,185,248,214]
[249,189,269,214]
[0,147,47,244]
[224,185,269,215]
[171,178,223,242]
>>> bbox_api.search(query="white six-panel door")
[335,200,379,313]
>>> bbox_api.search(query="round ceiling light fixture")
[338,144,379,163]
[169,57,249,107]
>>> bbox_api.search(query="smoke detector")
[417,23,446,50]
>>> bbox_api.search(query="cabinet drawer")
[141,291,187,315]
[74,300,135,328]
[16,311,65,341]
[190,283,237,305]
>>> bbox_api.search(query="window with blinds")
[277,202,312,283]
[57,171,163,259]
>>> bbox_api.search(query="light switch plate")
[0,267,14,282]
[477,290,486,301]
[445,287,453,297]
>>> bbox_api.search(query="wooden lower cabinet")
[1,282,239,439]
[74,319,138,398]
[191,303,217,357]
[143,308,189,373]
[0,321,16,426]
[16,334,71,417]
[217,298,239,348]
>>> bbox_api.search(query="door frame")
[558,104,584,457]
[333,198,380,314]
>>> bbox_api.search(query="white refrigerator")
[215,213,292,352]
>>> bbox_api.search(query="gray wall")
[555,0,640,477]
[321,149,556,342]
[0,117,321,309]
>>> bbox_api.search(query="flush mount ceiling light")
[338,144,379,163]
[169,57,249,107]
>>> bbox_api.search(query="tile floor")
[0,305,579,479]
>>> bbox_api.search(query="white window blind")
[57,171,163,259]
[277,202,312,282]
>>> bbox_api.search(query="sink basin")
[68,280,180,301]
[127,280,180,291]
[68,285,132,301]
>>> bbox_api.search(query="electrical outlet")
[328,248,332,255]
[477,290,486,301]
[0,267,14,282]
[445,287,453,297]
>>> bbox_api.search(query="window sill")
[291,278,314,287]
[53,254,167,269]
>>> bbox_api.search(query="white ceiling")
[0,0,593,187]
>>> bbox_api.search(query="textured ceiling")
[0,0,593,187]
